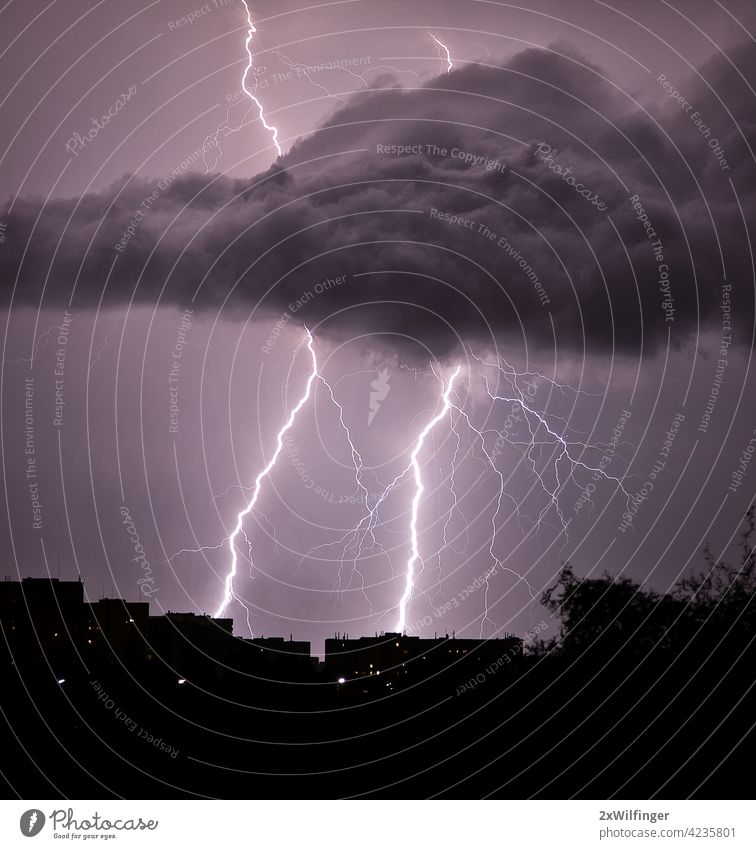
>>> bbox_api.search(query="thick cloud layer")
[2,42,754,359]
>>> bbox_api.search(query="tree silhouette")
[538,505,756,659]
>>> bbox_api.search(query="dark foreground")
[2,621,754,799]
[3,511,756,799]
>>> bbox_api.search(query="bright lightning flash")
[395,364,461,632]
[213,329,319,617]
[240,0,282,156]
[473,353,634,538]
[429,33,453,73]
[175,329,632,638]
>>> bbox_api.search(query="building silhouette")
[2,573,747,800]
[324,631,522,685]
[0,576,149,677]
[0,576,521,689]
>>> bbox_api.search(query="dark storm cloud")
[2,43,754,358]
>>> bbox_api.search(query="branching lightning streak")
[202,98,257,173]
[271,26,428,95]
[166,329,368,629]
[302,358,543,633]
[213,329,319,617]
[431,410,466,612]
[5,322,59,366]
[475,354,634,532]
[446,392,538,635]
[240,0,282,157]
[337,60,423,86]
[270,43,424,100]
[175,329,632,637]
[440,413,467,551]
[395,364,460,633]
[330,360,391,394]
[209,17,458,169]
[429,33,453,73]
[406,354,634,636]
[207,20,449,169]
[256,28,425,99]
[273,47,347,103]
[395,355,428,382]
[300,368,462,613]
[73,314,123,383]
[317,369,374,608]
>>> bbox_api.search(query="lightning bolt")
[269,41,424,101]
[445,389,538,636]
[73,313,123,383]
[175,328,632,639]
[397,353,634,637]
[429,33,453,73]
[202,97,257,173]
[300,366,459,616]
[5,322,59,367]
[209,15,459,169]
[336,59,423,87]
[272,46,348,103]
[28,812,37,833]
[473,352,634,539]
[437,410,467,568]
[240,0,282,157]
[395,364,460,632]
[300,359,530,634]
[206,20,446,169]
[395,357,427,382]
[167,328,368,629]
[213,328,318,617]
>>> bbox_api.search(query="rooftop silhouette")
[2,529,754,803]
[0,575,522,689]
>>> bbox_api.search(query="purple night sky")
[1,0,755,653]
